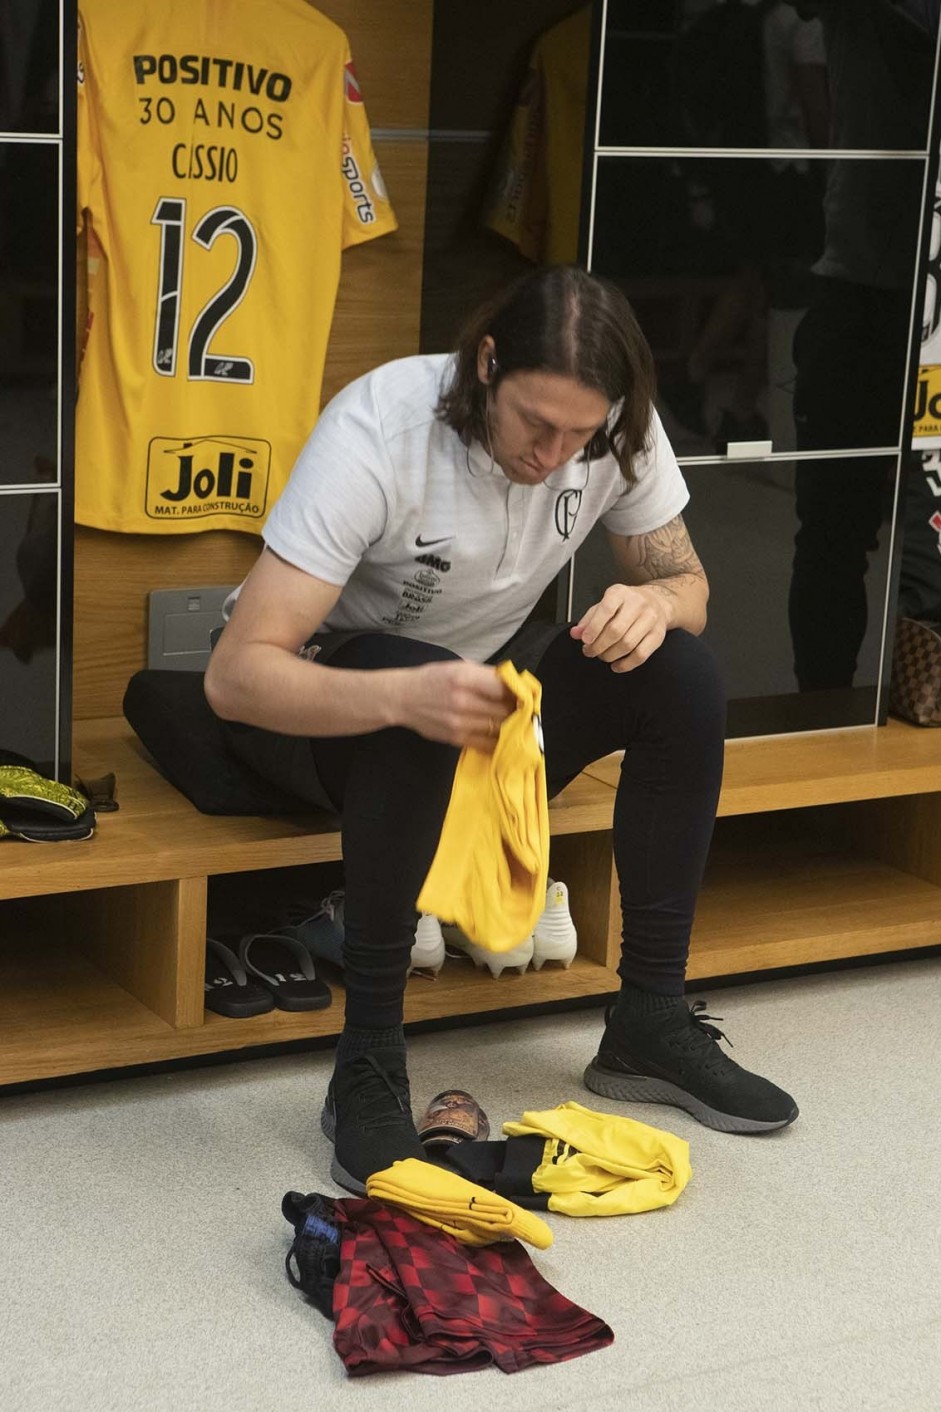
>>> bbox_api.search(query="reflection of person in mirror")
[0,458,58,665]
[206,266,798,1197]
[788,0,940,692]
[666,1,828,450]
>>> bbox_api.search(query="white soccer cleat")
[532,879,578,970]
[409,912,446,975]
[442,924,534,978]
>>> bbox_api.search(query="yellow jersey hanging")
[481,5,591,266]
[76,0,396,534]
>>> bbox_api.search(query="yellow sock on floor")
[366,1157,554,1249]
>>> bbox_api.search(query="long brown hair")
[437,265,656,485]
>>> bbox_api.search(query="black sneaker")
[583,999,798,1134]
[320,1047,426,1194]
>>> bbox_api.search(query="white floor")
[2,957,939,1412]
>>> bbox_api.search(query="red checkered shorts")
[331,1197,613,1376]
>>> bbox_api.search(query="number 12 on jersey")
[151,197,258,384]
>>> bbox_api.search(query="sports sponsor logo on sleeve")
[343,61,363,103]
[341,136,375,224]
[370,162,388,203]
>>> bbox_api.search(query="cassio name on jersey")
[76,0,396,536]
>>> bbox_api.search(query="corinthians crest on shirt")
[145,433,271,520]
[554,488,582,540]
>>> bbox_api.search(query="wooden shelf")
[688,815,941,979]
[402,952,617,1020]
[583,716,941,815]
[0,933,616,1084]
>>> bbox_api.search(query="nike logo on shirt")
[415,534,452,547]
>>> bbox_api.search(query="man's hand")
[392,660,516,751]
[570,583,671,672]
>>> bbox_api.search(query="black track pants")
[223,628,726,1027]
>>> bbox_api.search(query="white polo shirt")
[258,353,689,662]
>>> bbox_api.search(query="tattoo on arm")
[624,514,706,585]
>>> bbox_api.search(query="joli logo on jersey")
[914,366,941,439]
[145,434,271,520]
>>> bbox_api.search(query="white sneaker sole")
[442,925,534,977]
[531,933,577,970]
[408,944,445,975]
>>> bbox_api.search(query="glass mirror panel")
[599,0,937,154]
[0,490,59,772]
[0,140,59,487]
[592,155,924,457]
[0,0,60,134]
[569,455,895,735]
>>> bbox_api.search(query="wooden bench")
[1,715,940,1086]
[0,718,622,1085]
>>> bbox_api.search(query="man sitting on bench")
[205,265,798,1195]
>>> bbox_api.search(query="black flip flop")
[204,936,275,1018]
[239,932,332,1012]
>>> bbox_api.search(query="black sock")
[614,982,683,1023]
[335,1023,406,1067]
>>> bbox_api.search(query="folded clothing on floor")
[436,1101,692,1217]
[503,1101,692,1214]
[365,1157,553,1249]
[331,1197,613,1376]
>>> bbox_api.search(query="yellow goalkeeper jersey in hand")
[418,661,550,952]
[76,0,396,534]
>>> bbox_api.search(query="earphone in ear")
[486,354,499,379]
